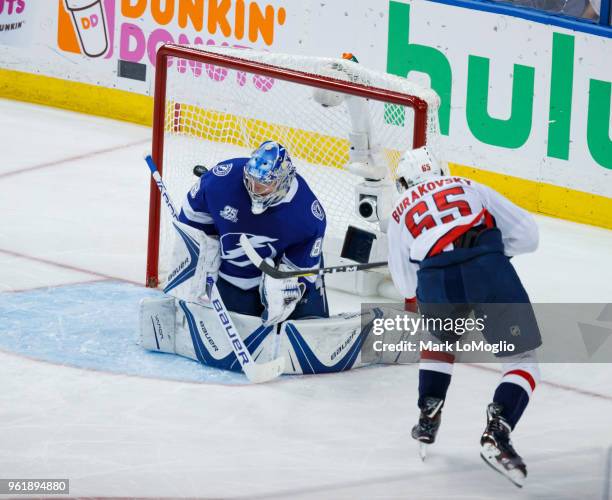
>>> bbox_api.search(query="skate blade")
[480,449,526,488]
[419,442,428,461]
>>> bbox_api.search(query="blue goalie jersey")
[178,157,326,291]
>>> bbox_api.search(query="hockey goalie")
[139,139,402,376]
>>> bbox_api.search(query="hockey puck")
[193,165,208,177]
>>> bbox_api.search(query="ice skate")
[480,403,527,488]
[411,397,444,460]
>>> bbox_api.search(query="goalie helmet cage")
[146,44,440,288]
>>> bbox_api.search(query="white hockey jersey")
[387,176,539,298]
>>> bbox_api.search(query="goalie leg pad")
[360,306,422,365]
[140,299,418,375]
[279,308,384,375]
[139,296,177,354]
[177,300,280,371]
[139,295,277,371]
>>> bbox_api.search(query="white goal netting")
[151,45,440,286]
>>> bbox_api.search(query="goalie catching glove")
[259,261,306,326]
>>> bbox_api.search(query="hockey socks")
[418,350,454,407]
[493,382,529,429]
[493,368,537,429]
[418,369,451,408]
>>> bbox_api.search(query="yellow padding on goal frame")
[1,67,610,230]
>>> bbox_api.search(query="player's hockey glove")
[259,261,306,326]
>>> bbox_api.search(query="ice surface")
[0,281,250,385]
[1,98,611,499]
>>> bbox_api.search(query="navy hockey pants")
[416,228,542,355]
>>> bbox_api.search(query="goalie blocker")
[139,296,417,375]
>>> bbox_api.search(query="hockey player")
[387,146,541,487]
[139,140,387,376]
[173,140,328,326]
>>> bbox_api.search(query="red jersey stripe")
[426,208,488,258]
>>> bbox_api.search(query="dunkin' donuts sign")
[0,0,25,19]
[0,0,28,44]
[57,0,287,62]
[60,0,111,57]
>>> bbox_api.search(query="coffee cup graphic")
[64,0,108,57]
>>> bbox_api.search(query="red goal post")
[146,44,440,288]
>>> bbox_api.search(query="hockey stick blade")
[239,233,388,279]
[243,357,285,384]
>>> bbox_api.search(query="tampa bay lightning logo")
[311,200,325,221]
[221,233,278,268]
[212,162,233,177]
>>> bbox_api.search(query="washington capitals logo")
[221,233,278,268]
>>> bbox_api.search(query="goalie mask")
[395,146,444,193]
[244,141,296,214]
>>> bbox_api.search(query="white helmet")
[395,146,444,192]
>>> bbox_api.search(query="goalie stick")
[239,233,388,279]
[145,154,284,384]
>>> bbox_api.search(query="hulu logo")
[386,1,611,169]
